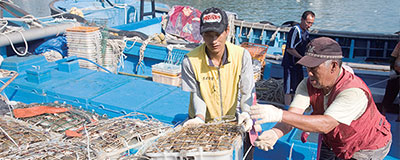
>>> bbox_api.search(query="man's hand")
[183,117,205,127]
[238,112,253,132]
[389,70,397,79]
[394,61,400,73]
[254,129,279,151]
[254,124,262,132]
[250,104,283,124]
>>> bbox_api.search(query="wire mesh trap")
[146,122,242,153]
[2,140,96,160]
[68,112,172,158]
[14,102,103,133]
[0,116,55,157]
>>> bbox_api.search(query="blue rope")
[75,57,113,74]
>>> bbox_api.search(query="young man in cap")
[250,37,392,159]
[181,7,256,159]
[281,11,315,106]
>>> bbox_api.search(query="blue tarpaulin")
[34,36,68,57]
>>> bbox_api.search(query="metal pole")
[140,0,144,21]
[0,22,80,47]
[0,72,18,93]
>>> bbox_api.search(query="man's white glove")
[250,104,283,124]
[254,129,279,151]
[238,112,253,132]
[183,117,205,127]
[254,124,262,132]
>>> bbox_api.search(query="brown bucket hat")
[297,37,343,68]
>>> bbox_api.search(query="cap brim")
[296,56,327,68]
[200,26,224,35]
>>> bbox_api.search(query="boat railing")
[139,0,155,21]
[232,19,399,63]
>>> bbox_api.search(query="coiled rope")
[135,35,155,73]
[255,78,284,105]
[106,39,127,72]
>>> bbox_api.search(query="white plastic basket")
[152,62,181,87]
[66,26,102,70]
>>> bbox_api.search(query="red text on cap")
[203,13,222,23]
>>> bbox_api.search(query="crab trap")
[2,140,95,159]
[13,102,103,134]
[67,112,172,159]
[145,122,244,160]
[1,101,174,159]
[0,116,60,157]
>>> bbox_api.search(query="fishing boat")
[0,0,80,59]
[0,1,398,159]
[231,20,400,105]
[49,2,399,158]
[49,0,170,27]
[98,6,400,159]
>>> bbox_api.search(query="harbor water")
[11,0,400,34]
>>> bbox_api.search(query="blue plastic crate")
[58,60,80,73]
[26,68,51,84]
[1,55,48,73]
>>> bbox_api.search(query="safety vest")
[186,42,244,122]
[307,68,392,159]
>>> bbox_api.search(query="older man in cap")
[181,7,256,159]
[250,37,392,159]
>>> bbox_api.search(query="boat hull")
[49,0,170,27]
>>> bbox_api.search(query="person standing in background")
[281,11,315,106]
[382,41,400,121]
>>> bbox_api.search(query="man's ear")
[331,61,338,72]
[225,26,230,33]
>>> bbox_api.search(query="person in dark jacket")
[281,11,315,106]
[381,41,400,121]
